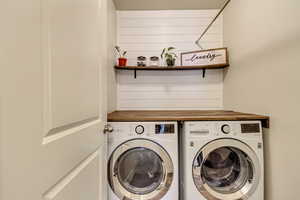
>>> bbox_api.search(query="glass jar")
[150,56,159,66]
[137,56,147,66]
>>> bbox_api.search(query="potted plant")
[161,47,177,66]
[115,46,127,66]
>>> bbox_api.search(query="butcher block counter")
[107,110,270,128]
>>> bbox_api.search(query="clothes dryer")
[181,121,264,200]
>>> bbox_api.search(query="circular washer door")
[108,139,174,200]
[193,139,260,200]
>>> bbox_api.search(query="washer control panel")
[132,123,176,136]
[108,122,177,139]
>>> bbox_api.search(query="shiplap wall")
[117,10,224,110]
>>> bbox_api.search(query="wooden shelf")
[108,110,270,128]
[115,64,229,70]
[115,64,229,78]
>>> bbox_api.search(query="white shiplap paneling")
[117,10,224,110]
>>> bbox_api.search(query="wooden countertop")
[107,110,270,128]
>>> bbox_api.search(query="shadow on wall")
[262,128,270,200]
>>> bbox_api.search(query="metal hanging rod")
[195,0,231,49]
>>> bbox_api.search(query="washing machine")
[181,121,264,200]
[108,122,179,200]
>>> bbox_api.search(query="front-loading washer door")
[192,139,260,200]
[108,139,174,200]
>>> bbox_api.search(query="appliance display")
[241,123,261,133]
[107,122,178,200]
[155,124,175,134]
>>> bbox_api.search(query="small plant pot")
[118,58,127,67]
[166,59,176,67]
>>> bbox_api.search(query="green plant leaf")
[161,48,166,59]
[166,54,174,59]
[115,46,120,52]
[168,47,175,51]
[170,52,178,58]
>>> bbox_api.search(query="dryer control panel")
[185,121,262,138]
[217,122,262,136]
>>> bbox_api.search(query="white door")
[0,0,108,199]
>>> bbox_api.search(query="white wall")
[223,1,300,199]
[116,10,224,110]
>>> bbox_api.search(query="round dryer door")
[192,139,260,200]
[108,139,174,200]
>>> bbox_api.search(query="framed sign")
[181,48,228,67]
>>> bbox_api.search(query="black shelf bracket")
[134,70,137,79]
[202,69,206,78]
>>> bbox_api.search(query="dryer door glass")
[117,147,164,195]
[201,147,253,194]
[193,139,260,200]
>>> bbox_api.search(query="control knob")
[221,124,231,134]
[135,125,145,135]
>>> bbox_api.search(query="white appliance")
[108,122,179,200]
[181,121,264,200]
